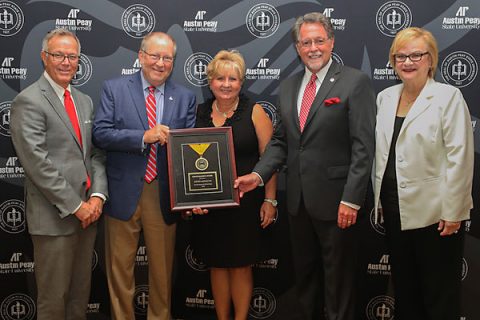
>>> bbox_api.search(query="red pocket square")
[324,97,341,106]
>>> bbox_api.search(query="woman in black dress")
[191,50,277,320]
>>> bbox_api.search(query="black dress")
[192,95,268,268]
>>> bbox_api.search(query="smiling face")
[393,37,432,86]
[41,35,79,88]
[139,35,175,87]
[296,22,334,73]
[209,64,242,104]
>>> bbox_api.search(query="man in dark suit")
[235,12,375,319]
[10,28,108,320]
[93,32,196,320]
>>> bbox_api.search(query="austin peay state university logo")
[441,51,478,88]
[0,101,11,137]
[185,245,208,272]
[366,295,395,320]
[121,4,155,39]
[133,285,149,315]
[0,0,24,37]
[0,293,35,320]
[249,287,276,319]
[0,199,25,234]
[184,52,213,87]
[71,54,92,87]
[246,3,280,38]
[376,1,412,37]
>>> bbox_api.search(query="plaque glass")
[167,127,240,211]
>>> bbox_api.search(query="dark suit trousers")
[288,200,359,320]
[381,196,465,320]
[32,225,97,320]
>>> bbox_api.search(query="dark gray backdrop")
[0,1,479,319]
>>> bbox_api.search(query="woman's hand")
[260,202,277,229]
[438,219,461,236]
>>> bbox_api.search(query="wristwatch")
[264,198,278,207]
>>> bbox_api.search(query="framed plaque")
[167,127,240,211]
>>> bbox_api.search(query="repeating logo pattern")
[246,3,280,38]
[249,287,276,319]
[121,4,155,38]
[184,52,213,87]
[366,295,395,320]
[0,199,25,234]
[71,54,92,87]
[0,101,11,137]
[376,1,412,37]
[441,51,478,88]
[0,293,35,320]
[0,1,24,37]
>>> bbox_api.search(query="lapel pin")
[169,96,173,101]
[329,77,335,82]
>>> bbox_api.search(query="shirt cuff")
[91,193,107,203]
[252,172,264,187]
[341,201,360,210]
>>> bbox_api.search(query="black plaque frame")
[167,127,240,211]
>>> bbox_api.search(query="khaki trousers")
[105,181,176,320]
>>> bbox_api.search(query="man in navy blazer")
[235,13,375,319]
[93,32,196,320]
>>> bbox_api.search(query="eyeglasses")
[298,38,329,48]
[141,50,174,63]
[394,52,429,63]
[44,51,79,62]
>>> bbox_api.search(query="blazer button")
[399,182,406,188]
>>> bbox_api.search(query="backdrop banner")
[0,1,478,319]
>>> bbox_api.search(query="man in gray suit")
[235,13,375,319]
[10,28,107,320]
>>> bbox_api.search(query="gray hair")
[292,12,334,43]
[140,32,177,57]
[41,28,81,54]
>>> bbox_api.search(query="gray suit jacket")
[255,62,376,220]
[10,75,108,235]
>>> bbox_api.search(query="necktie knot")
[64,89,71,98]
[148,86,156,94]
[309,73,317,84]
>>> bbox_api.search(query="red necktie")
[64,89,90,190]
[299,73,317,132]
[145,86,157,183]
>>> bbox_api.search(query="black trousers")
[288,200,359,320]
[381,192,465,320]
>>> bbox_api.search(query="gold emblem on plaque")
[189,143,211,171]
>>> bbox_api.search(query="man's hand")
[337,203,358,229]
[143,124,169,145]
[438,220,461,236]
[234,173,261,197]
[74,201,95,229]
[88,196,104,222]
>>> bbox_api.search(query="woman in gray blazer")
[374,27,473,320]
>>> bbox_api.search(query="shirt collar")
[43,71,72,100]
[304,58,333,84]
[140,71,165,95]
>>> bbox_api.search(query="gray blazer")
[255,62,376,220]
[10,75,108,235]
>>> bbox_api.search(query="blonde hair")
[207,50,245,84]
[389,27,438,78]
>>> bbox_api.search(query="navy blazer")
[93,72,196,224]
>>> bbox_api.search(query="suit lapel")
[381,85,401,149]
[302,63,341,131]
[162,80,175,125]
[38,76,83,150]
[71,88,88,154]
[289,73,303,132]
[399,78,435,137]
[128,72,148,130]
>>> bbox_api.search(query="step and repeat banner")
[0,0,479,319]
